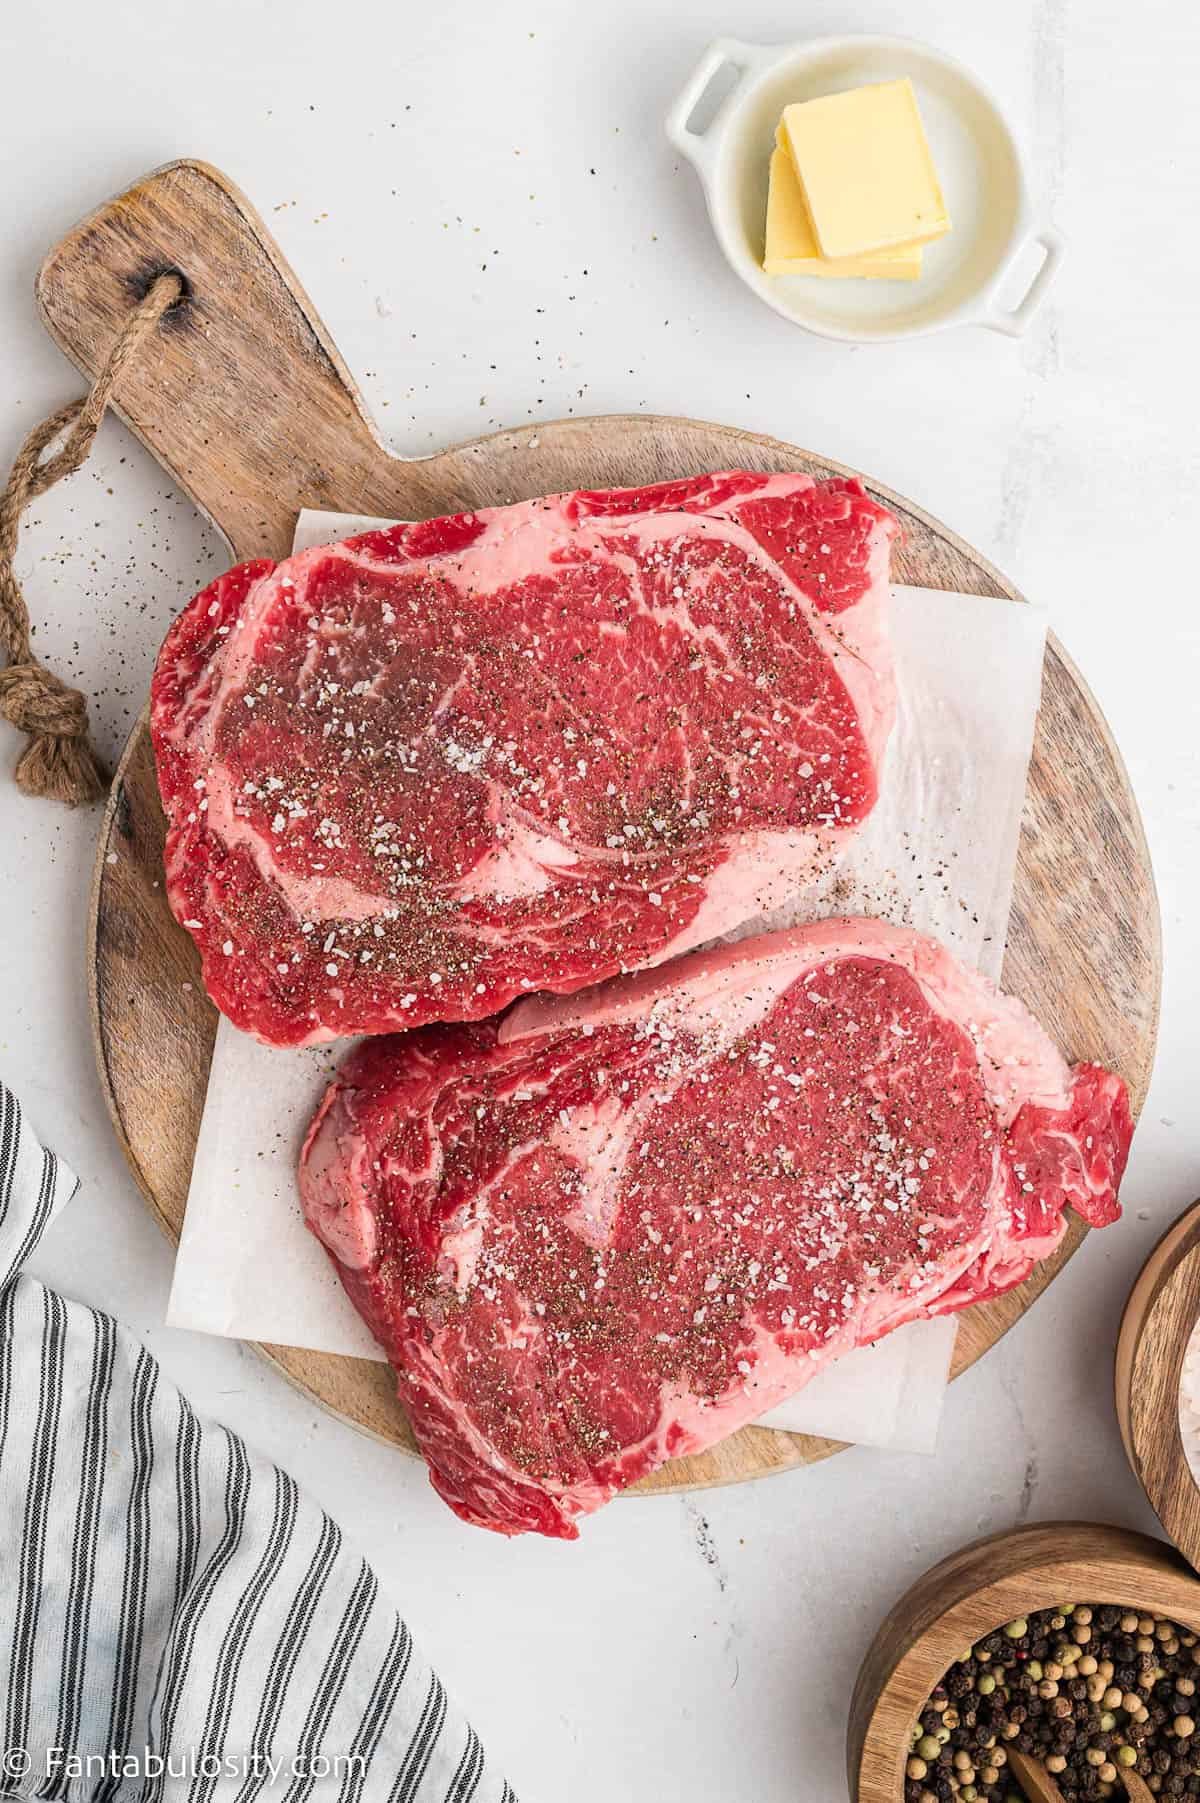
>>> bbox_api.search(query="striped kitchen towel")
[0,1081,515,1803]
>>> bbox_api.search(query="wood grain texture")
[1007,1748,1068,1803]
[848,1523,1200,1803]
[43,159,1160,1497]
[1116,1200,1200,1576]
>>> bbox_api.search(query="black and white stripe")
[0,1082,514,1802]
[48,1306,116,1795]
[187,1467,299,1803]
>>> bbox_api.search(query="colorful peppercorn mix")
[907,1603,1200,1799]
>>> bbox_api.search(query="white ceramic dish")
[665,34,1063,342]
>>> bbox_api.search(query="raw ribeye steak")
[299,918,1132,1538]
[151,471,897,1046]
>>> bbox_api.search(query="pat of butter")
[780,78,950,260]
[764,147,922,280]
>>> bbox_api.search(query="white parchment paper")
[167,509,1047,1456]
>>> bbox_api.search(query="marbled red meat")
[298,918,1131,1538]
[150,472,897,1046]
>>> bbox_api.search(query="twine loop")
[0,272,183,805]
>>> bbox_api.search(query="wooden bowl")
[1117,1200,1200,1576]
[848,1521,1200,1803]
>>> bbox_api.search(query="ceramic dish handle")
[979,226,1066,336]
[665,38,772,174]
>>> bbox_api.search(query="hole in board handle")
[126,265,192,312]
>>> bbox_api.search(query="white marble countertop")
[1,2,1197,1797]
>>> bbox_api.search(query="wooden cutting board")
[38,159,1160,1497]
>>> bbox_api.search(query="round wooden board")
[88,413,1160,1498]
[41,159,1155,1499]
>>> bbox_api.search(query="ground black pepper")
[906,1603,1200,1800]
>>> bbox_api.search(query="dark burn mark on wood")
[113,776,134,842]
[123,263,193,327]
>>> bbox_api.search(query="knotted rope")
[0,272,184,805]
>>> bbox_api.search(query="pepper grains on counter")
[906,1603,1200,1800]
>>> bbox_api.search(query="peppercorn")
[906,1604,1200,1803]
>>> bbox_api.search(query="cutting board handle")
[35,159,397,561]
